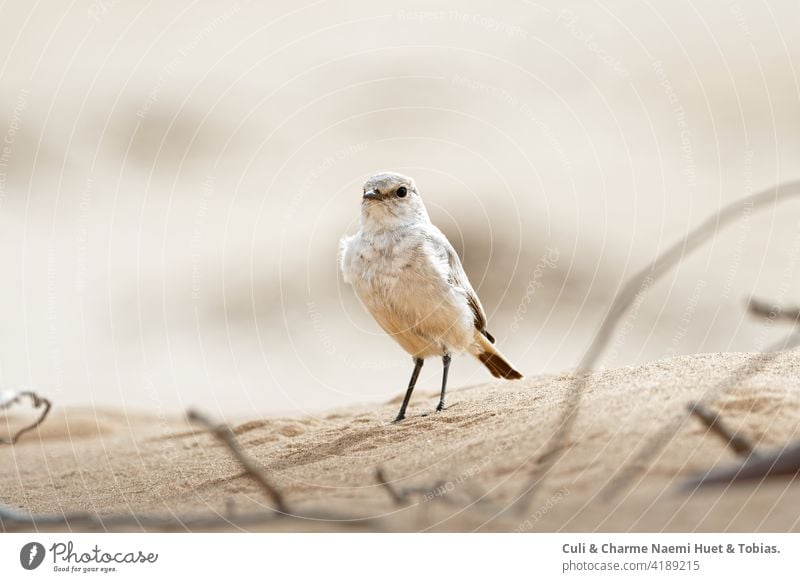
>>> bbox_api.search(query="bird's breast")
[342,228,474,353]
[351,233,417,285]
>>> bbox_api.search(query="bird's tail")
[472,334,523,380]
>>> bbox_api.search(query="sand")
[3,351,800,532]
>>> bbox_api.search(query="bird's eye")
[396,186,407,197]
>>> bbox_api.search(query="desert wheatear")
[339,172,522,422]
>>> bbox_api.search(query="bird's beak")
[362,189,379,200]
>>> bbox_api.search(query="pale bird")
[339,171,523,422]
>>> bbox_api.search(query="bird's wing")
[426,228,495,344]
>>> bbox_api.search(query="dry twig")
[684,441,800,488]
[375,468,407,505]
[515,180,800,513]
[0,390,52,445]
[0,502,283,532]
[598,332,800,501]
[375,468,451,507]
[1,408,464,532]
[187,410,288,514]
[674,297,800,489]
[688,402,757,458]
[0,409,391,532]
[747,297,800,325]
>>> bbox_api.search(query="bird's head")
[359,171,429,230]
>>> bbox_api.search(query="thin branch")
[0,502,279,531]
[0,390,53,445]
[688,402,757,457]
[1,409,464,532]
[684,441,800,489]
[598,332,800,501]
[514,180,800,513]
[375,468,453,507]
[187,410,288,514]
[747,297,800,325]
[2,408,395,532]
[375,468,407,505]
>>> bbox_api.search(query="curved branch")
[0,391,53,445]
[514,180,800,512]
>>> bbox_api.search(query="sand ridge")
[2,351,800,532]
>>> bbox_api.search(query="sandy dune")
[2,351,800,532]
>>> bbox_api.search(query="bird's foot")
[435,402,446,412]
[393,414,406,424]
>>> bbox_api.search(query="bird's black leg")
[436,353,451,412]
[394,358,424,423]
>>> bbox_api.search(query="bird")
[339,171,523,422]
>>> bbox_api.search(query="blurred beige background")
[0,0,799,417]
